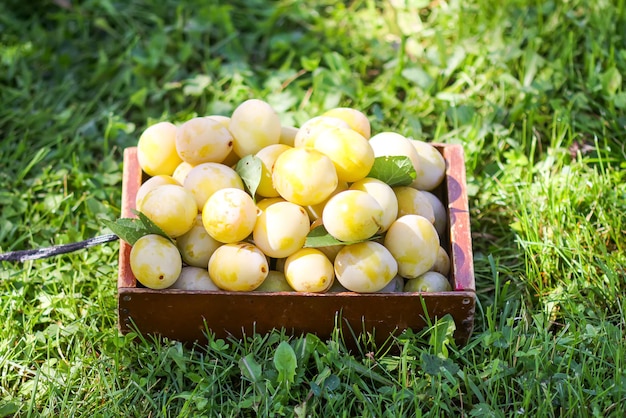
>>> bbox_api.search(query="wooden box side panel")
[440,144,475,292]
[118,147,141,289]
[119,289,476,347]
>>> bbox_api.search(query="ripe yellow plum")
[206,115,231,127]
[208,242,269,291]
[221,151,240,168]
[140,184,197,238]
[279,125,299,147]
[255,143,292,198]
[369,132,422,189]
[256,197,287,212]
[204,118,239,172]
[172,161,194,185]
[305,181,349,221]
[229,99,281,157]
[272,147,338,206]
[312,127,374,183]
[184,162,244,211]
[334,241,398,293]
[284,248,334,293]
[176,117,234,165]
[404,271,452,292]
[137,121,182,176]
[394,186,435,223]
[430,246,451,276]
[349,178,398,232]
[293,115,350,148]
[130,234,182,289]
[322,190,383,242]
[169,266,220,291]
[421,191,447,237]
[410,140,446,191]
[254,270,294,292]
[176,215,222,268]
[378,275,405,293]
[253,201,310,258]
[322,107,371,139]
[202,188,258,243]
[384,215,440,279]
[135,174,180,211]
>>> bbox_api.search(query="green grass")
[1,0,625,416]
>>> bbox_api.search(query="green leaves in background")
[236,155,263,199]
[367,156,416,187]
[102,210,172,245]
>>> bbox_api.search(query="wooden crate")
[117,144,475,349]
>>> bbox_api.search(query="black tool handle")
[0,234,119,262]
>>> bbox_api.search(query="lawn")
[1,0,625,416]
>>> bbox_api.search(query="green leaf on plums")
[367,156,416,187]
[304,225,381,248]
[102,210,173,245]
[304,225,345,247]
[236,154,263,199]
